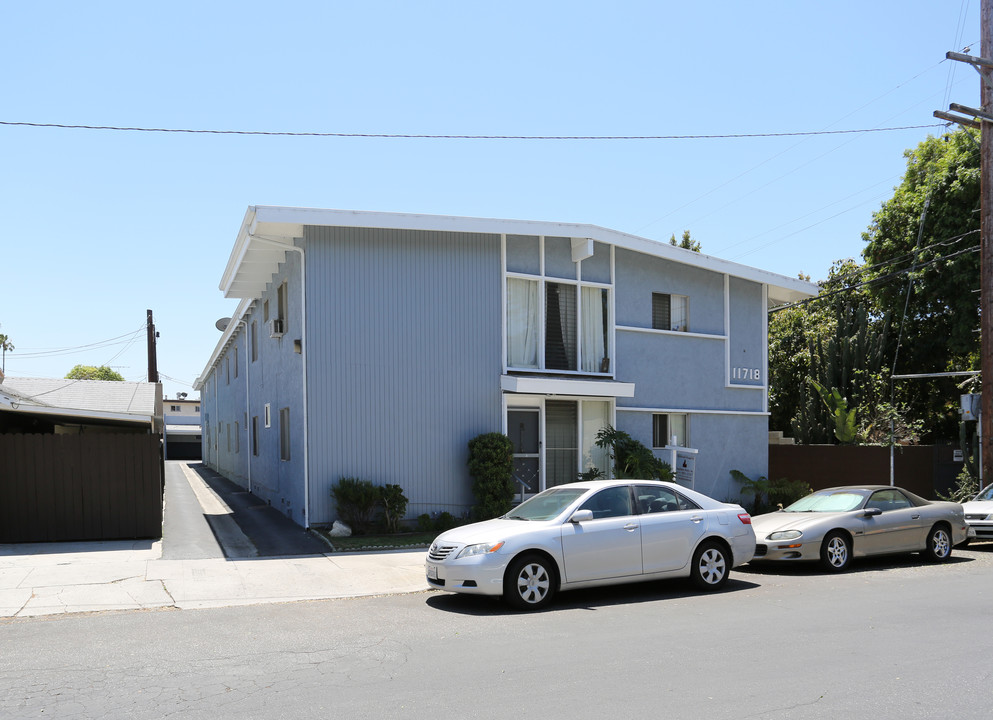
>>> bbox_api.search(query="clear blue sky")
[0,1,983,400]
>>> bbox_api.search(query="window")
[507,278,539,368]
[581,286,610,372]
[233,347,239,379]
[170,405,180,412]
[264,403,271,428]
[545,282,576,371]
[635,484,702,513]
[579,486,633,519]
[234,421,240,453]
[225,356,230,385]
[226,423,231,453]
[652,293,688,332]
[653,413,687,448]
[195,405,200,413]
[251,320,258,362]
[277,282,288,331]
[252,416,259,456]
[263,299,270,322]
[506,277,611,373]
[279,407,291,461]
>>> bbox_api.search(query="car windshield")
[976,484,993,502]
[505,487,589,521]
[784,491,865,513]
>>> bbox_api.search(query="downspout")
[249,235,309,528]
[234,319,251,494]
[212,365,218,470]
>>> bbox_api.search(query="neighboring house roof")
[0,377,160,425]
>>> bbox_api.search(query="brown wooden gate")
[0,433,163,543]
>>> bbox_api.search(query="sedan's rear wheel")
[690,541,730,591]
[819,531,851,572]
[923,524,953,563]
[503,554,556,610]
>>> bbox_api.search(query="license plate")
[427,564,439,580]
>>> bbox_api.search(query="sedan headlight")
[768,530,803,541]
[456,541,505,559]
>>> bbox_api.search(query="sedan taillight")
[738,513,752,525]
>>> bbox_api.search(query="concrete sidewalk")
[0,463,430,619]
[0,540,429,619]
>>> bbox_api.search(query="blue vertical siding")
[303,226,504,525]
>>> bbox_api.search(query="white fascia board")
[501,375,636,398]
[241,206,818,302]
[194,297,253,391]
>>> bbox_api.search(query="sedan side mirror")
[864,507,882,517]
[570,509,594,523]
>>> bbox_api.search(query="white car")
[425,480,756,610]
[962,483,993,543]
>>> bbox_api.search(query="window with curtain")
[581,287,610,372]
[652,293,689,332]
[653,413,688,447]
[545,282,576,371]
[507,275,611,373]
[507,278,539,368]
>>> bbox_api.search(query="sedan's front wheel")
[690,541,730,591]
[923,524,953,563]
[503,554,557,610]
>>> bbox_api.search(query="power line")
[0,120,944,141]
[8,326,146,359]
[769,242,981,314]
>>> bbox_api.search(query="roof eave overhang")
[219,206,818,305]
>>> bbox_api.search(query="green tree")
[0,325,12,373]
[65,365,126,381]
[769,259,890,444]
[861,126,980,440]
[669,230,701,252]
[591,426,674,480]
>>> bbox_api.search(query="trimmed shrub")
[379,483,409,533]
[331,477,380,534]
[467,432,515,520]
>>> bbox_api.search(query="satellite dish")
[215,317,232,331]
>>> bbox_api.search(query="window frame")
[506,273,613,375]
[652,413,688,448]
[652,292,689,332]
[279,407,291,461]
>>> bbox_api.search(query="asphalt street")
[2,542,991,719]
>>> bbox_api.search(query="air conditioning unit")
[269,318,284,338]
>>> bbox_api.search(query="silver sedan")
[425,480,756,610]
[750,485,969,571]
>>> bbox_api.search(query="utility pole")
[935,0,993,479]
[146,309,159,384]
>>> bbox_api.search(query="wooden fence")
[0,433,163,543]
[769,443,962,500]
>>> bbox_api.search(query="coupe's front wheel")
[503,554,557,610]
[819,531,851,572]
[923,524,953,563]
[690,541,730,591]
